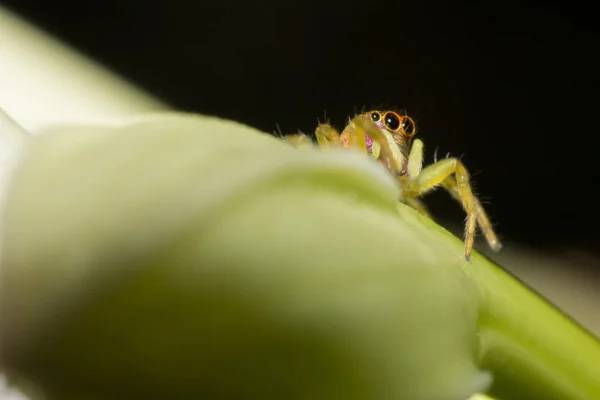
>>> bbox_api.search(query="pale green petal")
[0,113,489,400]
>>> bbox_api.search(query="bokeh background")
[2,1,599,332]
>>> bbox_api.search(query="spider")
[283,110,502,261]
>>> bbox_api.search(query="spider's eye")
[383,112,401,131]
[370,112,381,122]
[401,117,416,136]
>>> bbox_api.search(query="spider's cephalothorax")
[283,110,501,261]
[341,110,416,174]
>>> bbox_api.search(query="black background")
[4,1,599,256]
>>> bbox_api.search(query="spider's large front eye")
[401,117,416,136]
[370,112,381,122]
[383,112,401,131]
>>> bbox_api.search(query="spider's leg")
[403,157,480,261]
[406,138,424,179]
[337,119,367,155]
[315,124,343,148]
[399,138,430,218]
[440,177,502,252]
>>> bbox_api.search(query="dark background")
[4,0,599,255]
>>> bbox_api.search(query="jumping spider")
[284,110,502,261]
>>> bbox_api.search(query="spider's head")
[355,110,417,174]
[366,110,417,141]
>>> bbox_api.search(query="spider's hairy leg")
[401,139,429,218]
[403,141,501,255]
[441,178,502,252]
[403,157,478,261]
[407,138,424,179]
[315,124,343,148]
[336,119,367,155]
[283,133,313,148]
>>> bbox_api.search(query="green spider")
[284,110,502,261]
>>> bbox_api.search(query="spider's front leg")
[402,157,477,260]
[440,177,502,253]
[401,139,500,261]
[314,123,345,148]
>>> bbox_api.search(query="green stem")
[471,253,600,399]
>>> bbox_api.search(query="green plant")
[0,112,598,400]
